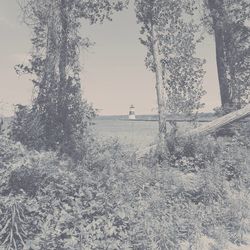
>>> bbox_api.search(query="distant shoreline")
[96,113,215,122]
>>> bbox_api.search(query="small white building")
[129,105,136,120]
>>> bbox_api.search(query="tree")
[135,0,205,136]
[15,0,128,158]
[204,0,250,109]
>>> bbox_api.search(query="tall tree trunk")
[151,24,168,136]
[38,2,59,149]
[59,0,68,85]
[59,0,70,145]
[224,28,238,106]
[208,0,232,108]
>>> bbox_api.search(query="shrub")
[9,105,44,150]
[9,102,96,161]
[0,133,249,249]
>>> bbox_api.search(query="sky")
[0,0,221,116]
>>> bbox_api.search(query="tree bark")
[59,0,68,85]
[151,23,168,136]
[208,0,232,108]
[38,2,59,149]
[59,0,70,143]
[136,104,250,158]
[184,103,250,137]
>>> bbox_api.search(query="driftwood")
[183,103,250,137]
[136,104,250,158]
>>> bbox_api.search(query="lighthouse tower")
[129,105,136,120]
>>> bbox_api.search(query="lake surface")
[93,119,197,148]
[93,119,159,148]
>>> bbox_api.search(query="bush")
[0,133,249,249]
[9,105,44,150]
[9,102,96,161]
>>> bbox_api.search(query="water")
[93,118,199,148]
[93,119,159,148]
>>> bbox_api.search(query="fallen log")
[136,104,250,158]
[183,103,250,137]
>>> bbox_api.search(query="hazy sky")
[0,1,221,116]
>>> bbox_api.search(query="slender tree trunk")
[208,0,232,108]
[151,23,168,136]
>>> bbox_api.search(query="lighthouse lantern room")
[129,105,136,120]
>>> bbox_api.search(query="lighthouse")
[129,105,136,120]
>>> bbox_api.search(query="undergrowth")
[0,131,249,249]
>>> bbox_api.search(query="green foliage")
[203,0,250,107]
[0,133,250,249]
[10,105,43,150]
[135,0,206,115]
[15,0,128,157]
[3,1,248,248]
